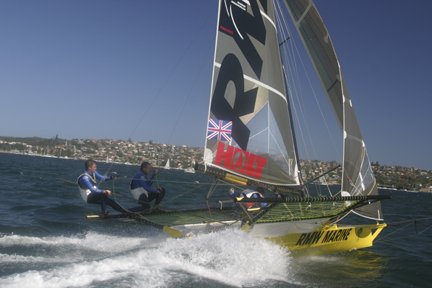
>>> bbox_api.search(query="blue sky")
[0,0,431,169]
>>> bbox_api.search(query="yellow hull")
[267,223,387,256]
[163,221,386,256]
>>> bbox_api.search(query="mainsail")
[204,0,300,187]
[283,0,382,220]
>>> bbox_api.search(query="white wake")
[0,229,292,288]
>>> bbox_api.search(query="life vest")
[77,172,97,202]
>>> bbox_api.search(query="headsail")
[283,0,382,220]
[205,0,300,187]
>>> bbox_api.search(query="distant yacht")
[183,160,196,173]
[183,167,195,174]
[164,159,170,170]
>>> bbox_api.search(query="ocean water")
[0,153,431,288]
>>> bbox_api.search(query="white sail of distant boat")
[183,167,195,173]
[183,160,196,174]
[164,159,171,170]
[98,0,389,255]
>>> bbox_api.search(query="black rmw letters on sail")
[211,0,267,150]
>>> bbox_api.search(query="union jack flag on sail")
[207,118,232,142]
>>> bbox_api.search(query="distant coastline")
[1,135,431,192]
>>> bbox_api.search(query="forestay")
[204,0,300,187]
[284,0,382,220]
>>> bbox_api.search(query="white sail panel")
[205,0,300,186]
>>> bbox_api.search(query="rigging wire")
[161,52,212,165]
[275,0,343,197]
[275,1,322,198]
[376,216,432,242]
[275,1,315,162]
[274,4,311,165]
[285,14,340,158]
[127,25,210,142]
[107,176,240,226]
[99,14,214,177]
[166,52,211,146]
[275,1,320,195]
[276,0,341,156]
[108,173,234,206]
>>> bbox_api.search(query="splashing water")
[0,229,292,288]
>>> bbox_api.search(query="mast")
[281,65,306,194]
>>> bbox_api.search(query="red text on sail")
[214,142,267,178]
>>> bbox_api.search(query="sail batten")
[260,10,277,29]
[213,61,288,102]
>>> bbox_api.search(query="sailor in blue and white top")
[77,159,126,215]
[130,162,166,209]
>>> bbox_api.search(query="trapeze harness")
[77,172,98,202]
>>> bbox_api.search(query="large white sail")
[204,0,300,187]
[284,0,382,220]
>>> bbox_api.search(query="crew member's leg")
[87,193,106,214]
[146,192,159,206]
[104,196,128,213]
[154,188,166,206]
[138,194,151,209]
[87,193,127,214]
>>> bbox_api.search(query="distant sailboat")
[183,166,195,174]
[183,160,196,174]
[115,0,389,255]
[164,159,171,170]
[183,167,195,174]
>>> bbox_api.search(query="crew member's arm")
[148,170,157,180]
[95,171,112,182]
[79,175,104,194]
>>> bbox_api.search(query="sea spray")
[0,229,292,288]
[155,229,291,287]
[0,232,147,252]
